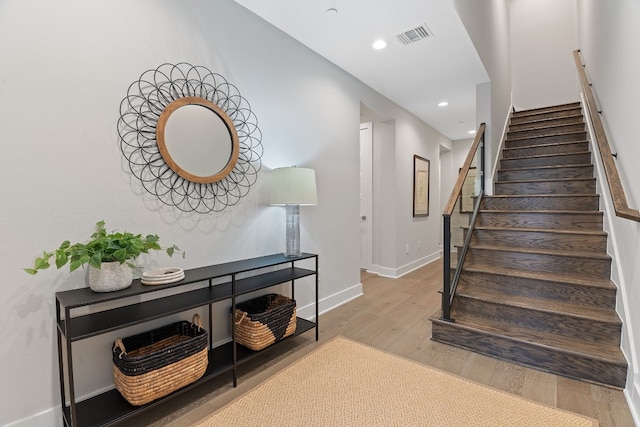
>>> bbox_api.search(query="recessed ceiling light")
[438,101,449,107]
[372,39,387,50]
[327,0,338,15]
[468,130,476,135]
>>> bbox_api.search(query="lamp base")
[284,204,301,257]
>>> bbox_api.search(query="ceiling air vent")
[396,23,433,45]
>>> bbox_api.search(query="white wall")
[439,145,452,248]
[576,0,640,421]
[360,105,451,278]
[393,118,450,276]
[510,0,580,110]
[0,0,449,424]
[372,120,398,274]
[453,0,512,189]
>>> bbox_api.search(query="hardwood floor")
[125,261,635,426]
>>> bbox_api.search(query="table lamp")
[270,167,318,257]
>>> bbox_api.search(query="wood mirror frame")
[156,96,240,184]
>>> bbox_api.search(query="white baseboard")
[297,282,363,320]
[4,407,61,427]
[370,264,397,278]
[395,252,440,278]
[625,374,640,427]
[369,252,440,279]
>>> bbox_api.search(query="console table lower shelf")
[63,318,316,427]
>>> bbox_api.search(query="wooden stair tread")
[483,194,600,202]
[486,194,597,199]
[471,225,607,236]
[507,122,584,134]
[501,151,591,160]
[509,113,583,126]
[507,122,584,133]
[502,140,589,151]
[463,265,616,289]
[478,209,602,216]
[468,243,610,260]
[511,103,581,116]
[506,130,586,142]
[432,313,626,364]
[495,177,595,184]
[503,140,588,151]
[485,193,600,202]
[498,163,592,172]
[456,286,621,325]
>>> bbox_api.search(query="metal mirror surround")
[118,63,263,213]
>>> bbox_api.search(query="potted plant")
[25,220,184,292]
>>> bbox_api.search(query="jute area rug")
[195,336,598,426]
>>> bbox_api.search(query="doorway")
[360,122,373,271]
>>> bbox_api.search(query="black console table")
[55,253,318,427]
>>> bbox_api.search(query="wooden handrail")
[573,50,640,222]
[443,123,486,216]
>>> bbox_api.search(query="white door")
[360,123,373,270]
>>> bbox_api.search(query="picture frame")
[413,155,430,217]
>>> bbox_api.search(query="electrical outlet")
[406,243,410,254]
[417,240,421,249]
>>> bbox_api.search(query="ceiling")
[233,0,489,141]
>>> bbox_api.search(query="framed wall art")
[413,155,430,217]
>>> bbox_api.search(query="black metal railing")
[441,123,486,322]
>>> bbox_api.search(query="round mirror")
[157,97,239,184]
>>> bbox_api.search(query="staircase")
[431,102,627,388]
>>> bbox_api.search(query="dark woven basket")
[112,314,208,406]
[234,294,296,351]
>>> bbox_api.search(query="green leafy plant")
[25,220,184,275]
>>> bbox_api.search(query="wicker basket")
[112,314,208,406]
[234,294,297,351]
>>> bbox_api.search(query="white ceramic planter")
[88,262,133,292]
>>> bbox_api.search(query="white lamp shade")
[270,167,318,205]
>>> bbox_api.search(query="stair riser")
[431,320,626,388]
[477,212,603,230]
[480,195,599,211]
[508,124,585,139]
[506,132,587,148]
[464,248,611,279]
[502,142,589,158]
[498,165,593,181]
[467,229,607,252]
[508,115,584,132]
[494,179,596,195]
[511,103,581,120]
[454,297,620,345]
[459,271,616,309]
[500,153,591,169]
